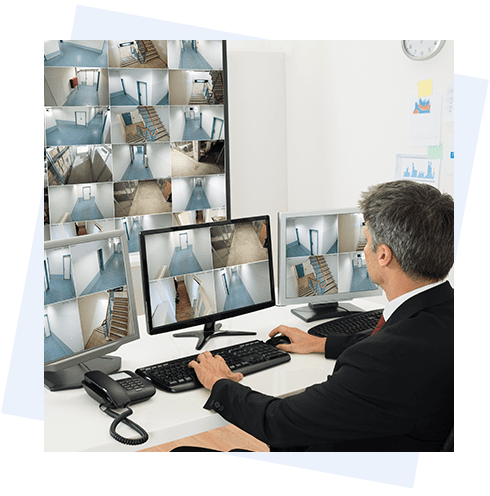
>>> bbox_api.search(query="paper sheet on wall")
[395,154,441,189]
[444,81,454,122]
[408,90,442,146]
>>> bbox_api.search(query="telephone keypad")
[119,378,146,392]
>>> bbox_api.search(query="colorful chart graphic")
[403,160,436,180]
[413,98,431,114]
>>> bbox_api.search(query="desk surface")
[44,298,384,452]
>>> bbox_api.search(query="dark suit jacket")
[204,282,454,451]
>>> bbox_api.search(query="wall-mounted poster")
[44,40,231,253]
[408,90,442,147]
[394,154,441,189]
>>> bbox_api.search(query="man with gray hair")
[189,180,454,451]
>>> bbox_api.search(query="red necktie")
[371,315,385,335]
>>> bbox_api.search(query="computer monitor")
[277,209,382,322]
[44,229,139,391]
[139,215,275,349]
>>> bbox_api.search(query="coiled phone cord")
[99,404,149,445]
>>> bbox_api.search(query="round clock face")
[402,40,445,61]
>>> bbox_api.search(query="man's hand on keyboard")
[269,326,327,354]
[189,351,244,390]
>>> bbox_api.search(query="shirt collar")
[383,280,446,322]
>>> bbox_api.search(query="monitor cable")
[99,404,149,446]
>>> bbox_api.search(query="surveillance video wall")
[44,40,229,252]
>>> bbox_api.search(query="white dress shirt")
[383,280,446,322]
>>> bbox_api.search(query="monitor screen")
[277,209,382,322]
[139,215,275,349]
[44,40,231,251]
[44,229,139,390]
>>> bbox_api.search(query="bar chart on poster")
[403,159,436,179]
[395,155,441,188]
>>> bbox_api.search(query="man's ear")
[377,243,393,267]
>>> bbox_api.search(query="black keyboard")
[308,309,383,337]
[135,340,291,393]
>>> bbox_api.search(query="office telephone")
[82,370,155,445]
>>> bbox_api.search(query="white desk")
[44,298,384,452]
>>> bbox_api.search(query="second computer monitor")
[139,215,275,348]
[277,209,382,322]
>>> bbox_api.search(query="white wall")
[239,261,271,304]
[44,40,60,60]
[72,239,113,295]
[227,40,454,285]
[229,40,454,211]
[145,232,174,280]
[203,175,226,208]
[44,68,76,106]
[45,248,71,276]
[151,70,168,105]
[169,70,192,105]
[169,106,186,140]
[45,299,84,353]
[77,291,109,346]
[147,143,171,178]
[201,106,225,139]
[197,41,223,69]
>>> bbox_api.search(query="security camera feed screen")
[142,219,272,328]
[284,213,378,299]
[44,235,134,364]
[44,40,229,251]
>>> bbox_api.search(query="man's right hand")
[268,325,326,354]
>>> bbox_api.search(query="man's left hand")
[189,351,244,390]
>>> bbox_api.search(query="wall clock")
[401,40,445,61]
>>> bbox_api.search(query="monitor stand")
[44,355,121,391]
[173,322,256,350]
[291,302,364,323]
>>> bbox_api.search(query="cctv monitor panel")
[277,209,382,322]
[44,40,231,252]
[139,215,275,349]
[44,229,139,390]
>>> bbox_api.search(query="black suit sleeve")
[324,329,372,359]
[204,336,415,449]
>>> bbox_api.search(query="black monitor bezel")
[139,215,275,336]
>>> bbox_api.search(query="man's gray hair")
[358,180,454,281]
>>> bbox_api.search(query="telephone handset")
[82,370,156,408]
[82,370,156,445]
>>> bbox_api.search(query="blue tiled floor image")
[186,184,210,211]
[71,196,103,221]
[224,271,255,311]
[169,245,202,276]
[45,41,108,67]
[44,333,74,363]
[350,265,377,292]
[286,241,310,258]
[179,41,213,69]
[127,219,143,253]
[110,92,139,106]
[183,117,210,140]
[65,85,100,106]
[44,275,76,305]
[122,151,153,180]
[46,114,105,146]
[80,252,127,296]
